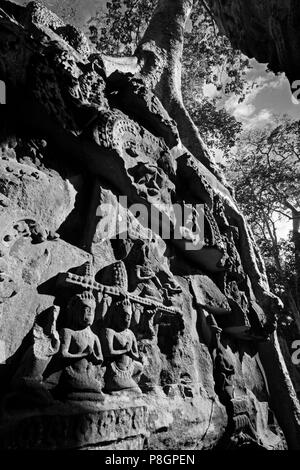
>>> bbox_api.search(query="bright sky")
[15,0,300,125]
[203,59,300,239]
[0,80,5,104]
[203,60,300,130]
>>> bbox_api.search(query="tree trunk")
[258,332,300,449]
[281,202,300,319]
[136,0,280,315]
[136,0,223,181]
[292,209,300,311]
[287,288,300,335]
[264,213,300,331]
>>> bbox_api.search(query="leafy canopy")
[227,116,300,305]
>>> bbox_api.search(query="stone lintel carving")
[0,403,149,450]
[57,260,182,320]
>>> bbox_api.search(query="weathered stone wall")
[0,0,298,450]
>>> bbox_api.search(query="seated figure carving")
[100,298,143,393]
[10,306,61,406]
[58,291,104,400]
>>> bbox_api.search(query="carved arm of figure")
[49,305,61,353]
[90,335,103,364]
[206,314,222,334]
[136,265,165,292]
[105,329,131,357]
[136,265,155,281]
[197,302,231,316]
[97,292,113,321]
[216,352,235,376]
[60,329,91,360]
[128,333,142,362]
[152,275,164,291]
[214,350,235,403]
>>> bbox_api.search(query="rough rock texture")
[206,0,300,85]
[0,0,298,450]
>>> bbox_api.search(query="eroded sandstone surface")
[0,0,298,450]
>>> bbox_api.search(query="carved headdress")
[66,290,96,329]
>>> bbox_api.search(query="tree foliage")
[226,116,300,319]
[181,0,253,157]
[87,0,155,56]
[182,1,252,100]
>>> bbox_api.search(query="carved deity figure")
[100,298,143,393]
[106,239,164,302]
[210,321,235,405]
[126,239,181,305]
[10,306,61,406]
[98,239,182,339]
[58,291,104,399]
[128,161,174,203]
